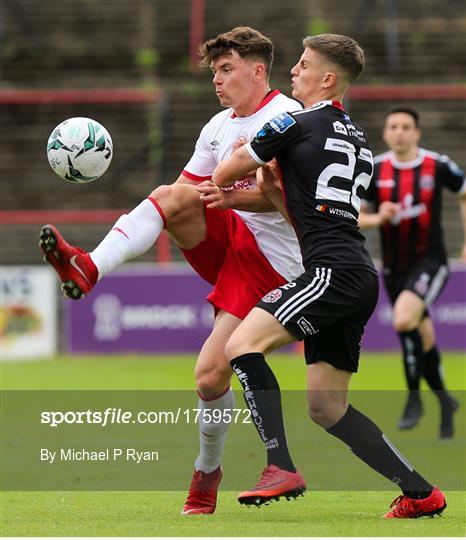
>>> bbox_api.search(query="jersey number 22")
[315,137,373,213]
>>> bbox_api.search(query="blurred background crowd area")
[1,0,465,265]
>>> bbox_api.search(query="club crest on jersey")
[262,289,282,303]
[333,121,348,135]
[420,175,434,190]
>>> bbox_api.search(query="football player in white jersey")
[39,26,303,514]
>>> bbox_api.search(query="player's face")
[290,48,330,106]
[210,51,264,114]
[383,113,421,155]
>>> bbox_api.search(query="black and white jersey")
[246,100,376,272]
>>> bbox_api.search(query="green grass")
[1,352,465,537]
[2,490,465,537]
[2,352,465,390]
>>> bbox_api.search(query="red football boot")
[39,224,98,299]
[383,487,447,518]
[181,467,223,515]
[237,465,306,506]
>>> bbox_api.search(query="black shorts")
[383,258,449,310]
[257,266,379,373]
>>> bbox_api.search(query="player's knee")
[307,397,346,429]
[195,365,232,399]
[307,403,333,428]
[393,313,418,333]
[150,184,198,223]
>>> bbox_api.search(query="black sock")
[398,329,423,394]
[230,352,296,472]
[422,346,445,390]
[327,405,433,498]
[423,345,456,408]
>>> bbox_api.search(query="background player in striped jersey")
[359,106,465,438]
[38,27,303,514]
[213,34,446,519]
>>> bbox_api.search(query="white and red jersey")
[183,90,304,281]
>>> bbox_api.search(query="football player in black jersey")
[359,107,464,437]
[212,34,447,519]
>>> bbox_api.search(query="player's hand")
[196,180,231,210]
[232,135,248,152]
[257,159,282,193]
[378,201,400,224]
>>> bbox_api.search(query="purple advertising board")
[66,263,466,353]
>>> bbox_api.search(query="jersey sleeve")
[246,112,301,165]
[182,122,217,181]
[362,163,379,206]
[437,155,466,195]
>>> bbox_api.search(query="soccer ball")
[46,117,113,183]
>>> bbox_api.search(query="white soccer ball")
[46,117,113,183]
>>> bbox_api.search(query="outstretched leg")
[40,183,207,298]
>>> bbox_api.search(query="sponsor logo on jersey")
[345,123,367,142]
[210,140,220,150]
[262,289,283,303]
[269,112,296,134]
[315,204,357,221]
[420,174,435,190]
[390,193,427,224]
[297,317,318,336]
[376,179,396,188]
[333,121,348,135]
[233,176,256,190]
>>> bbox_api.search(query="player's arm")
[256,161,291,223]
[438,155,466,260]
[358,201,400,229]
[213,146,261,188]
[195,180,276,212]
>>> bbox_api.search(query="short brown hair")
[302,34,365,83]
[200,26,274,77]
[385,106,420,127]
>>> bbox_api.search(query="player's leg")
[392,290,426,429]
[182,310,239,515]
[419,317,459,439]
[304,279,446,520]
[226,307,306,505]
[39,183,206,298]
[306,361,446,519]
[226,267,380,506]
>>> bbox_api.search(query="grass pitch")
[1,352,465,537]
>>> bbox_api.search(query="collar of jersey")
[230,89,281,119]
[389,148,425,169]
[311,99,344,110]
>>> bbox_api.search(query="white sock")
[194,388,235,473]
[90,198,164,279]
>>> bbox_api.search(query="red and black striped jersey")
[364,149,465,272]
